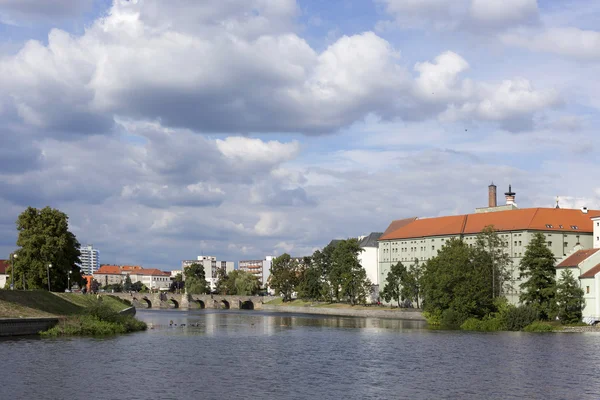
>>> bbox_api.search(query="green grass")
[524,321,555,332]
[0,290,130,318]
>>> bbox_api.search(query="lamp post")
[47,263,52,292]
[68,270,72,292]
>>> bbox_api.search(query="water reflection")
[139,309,426,337]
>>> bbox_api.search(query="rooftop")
[380,208,600,241]
[0,260,8,274]
[557,249,600,268]
[580,264,600,279]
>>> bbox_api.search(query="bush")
[524,321,554,333]
[423,310,442,326]
[502,305,538,331]
[461,315,504,332]
[440,308,467,329]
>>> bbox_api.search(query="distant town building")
[79,244,100,275]
[239,256,274,287]
[181,256,234,292]
[357,232,383,302]
[93,265,171,290]
[379,184,600,304]
[0,260,8,289]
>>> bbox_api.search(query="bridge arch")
[240,300,254,310]
[221,299,230,309]
[194,300,205,309]
[168,298,179,309]
[133,297,151,308]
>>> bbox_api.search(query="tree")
[13,206,82,291]
[123,274,132,292]
[228,270,261,295]
[421,238,495,322]
[297,265,324,301]
[169,273,184,293]
[131,281,144,292]
[214,268,230,294]
[184,263,209,295]
[331,239,370,304]
[91,279,100,294]
[380,262,405,307]
[400,259,423,309]
[519,232,557,320]
[474,225,513,298]
[311,248,334,301]
[556,269,585,324]
[269,254,300,302]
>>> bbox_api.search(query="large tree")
[297,264,324,301]
[474,225,513,298]
[421,238,495,321]
[380,262,405,307]
[13,206,82,291]
[184,263,209,295]
[269,254,300,302]
[556,269,585,324]
[519,232,557,320]
[224,270,261,295]
[331,238,369,303]
[400,258,423,309]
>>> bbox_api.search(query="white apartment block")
[79,244,100,275]
[181,256,235,292]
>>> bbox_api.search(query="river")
[2,309,600,400]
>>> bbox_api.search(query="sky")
[0,0,599,269]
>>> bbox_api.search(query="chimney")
[488,182,497,208]
[582,207,588,214]
[505,185,516,206]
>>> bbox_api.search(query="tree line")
[268,238,373,305]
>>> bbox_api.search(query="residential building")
[239,256,274,287]
[94,265,124,287]
[181,256,234,292]
[378,184,600,304]
[79,244,100,275]
[0,260,8,289]
[357,232,383,302]
[93,265,172,290]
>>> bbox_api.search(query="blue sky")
[0,0,599,269]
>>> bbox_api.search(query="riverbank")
[262,299,425,321]
[0,290,144,336]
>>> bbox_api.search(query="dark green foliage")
[297,265,324,301]
[131,281,144,292]
[184,263,209,295]
[473,226,513,298]
[13,206,82,291]
[519,232,557,320]
[227,270,261,295]
[440,308,468,329]
[421,238,496,323]
[123,274,132,292]
[104,283,123,292]
[400,259,423,308]
[523,321,554,332]
[556,269,585,324]
[269,254,300,302]
[460,316,504,332]
[380,262,405,307]
[214,268,229,294]
[502,305,538,331]
[91,279,100,293]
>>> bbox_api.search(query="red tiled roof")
[382,217,418,236]
[95,265,122,275]
[581,264,600,279]
[121,265,142,271]
[380,208,600,241]
[557,249,600,268]
[132,269,170,276]
[0,260,9,274]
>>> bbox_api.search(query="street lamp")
[68,270,72,292]
[47,263,52,292]
[9,253,17,290]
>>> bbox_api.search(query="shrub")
[461,315,503,332]
[461,318,483,331]
[423,310,442,326]
[440,308,467,329]
[502,305,538,331]
[524,321,554,333]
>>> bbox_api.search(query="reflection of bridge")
[101,293,277,310]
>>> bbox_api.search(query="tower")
[488,182,497,208]
[504,185,516,206]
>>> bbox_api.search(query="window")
[587,286,590,294]
[514,241,517,246]
[548,241,552,246]
[571,225,579,230]
[545,224,553,228]
[432,246,435,251]
[519,241,522,246]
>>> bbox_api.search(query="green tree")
[311,248,335,301]
[123,274,132,292]
[519,232,557,320]
[380,262,405,307]
[556,269,585,324]
[269,254,300,302]
[297,265,324,301]
[184,263,209,295]
[13,206,82,291]
[474,225,513,298]
[214,268,230,295]
[331,238,369,304]
[400,258,423,308]
[227,270,261,295]
[131,281,144,292]
[421,238,495,323]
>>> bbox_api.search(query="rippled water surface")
[2,309,600,400]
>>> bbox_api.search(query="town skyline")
[1,0,599,269]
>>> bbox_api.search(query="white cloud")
[470,0,538,26]
[501,27,600,61]
[216,137,300,165]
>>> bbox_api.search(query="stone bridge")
[101,292,277,310]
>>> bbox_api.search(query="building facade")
[357,233,383,302]
[79,244,100,275]
[181,256,235,292]
[378,186,600,304]
[239,256,274,287]
[93,265,172,290]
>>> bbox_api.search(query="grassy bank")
[0,290,146,336]
[265,298,421,312]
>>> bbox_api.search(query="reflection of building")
[181,256,234,292]
[556,216,600,323]
[379,184,600,304]
[239,256,273,286]
[79,244,100,275]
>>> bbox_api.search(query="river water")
[2,309,600,400]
